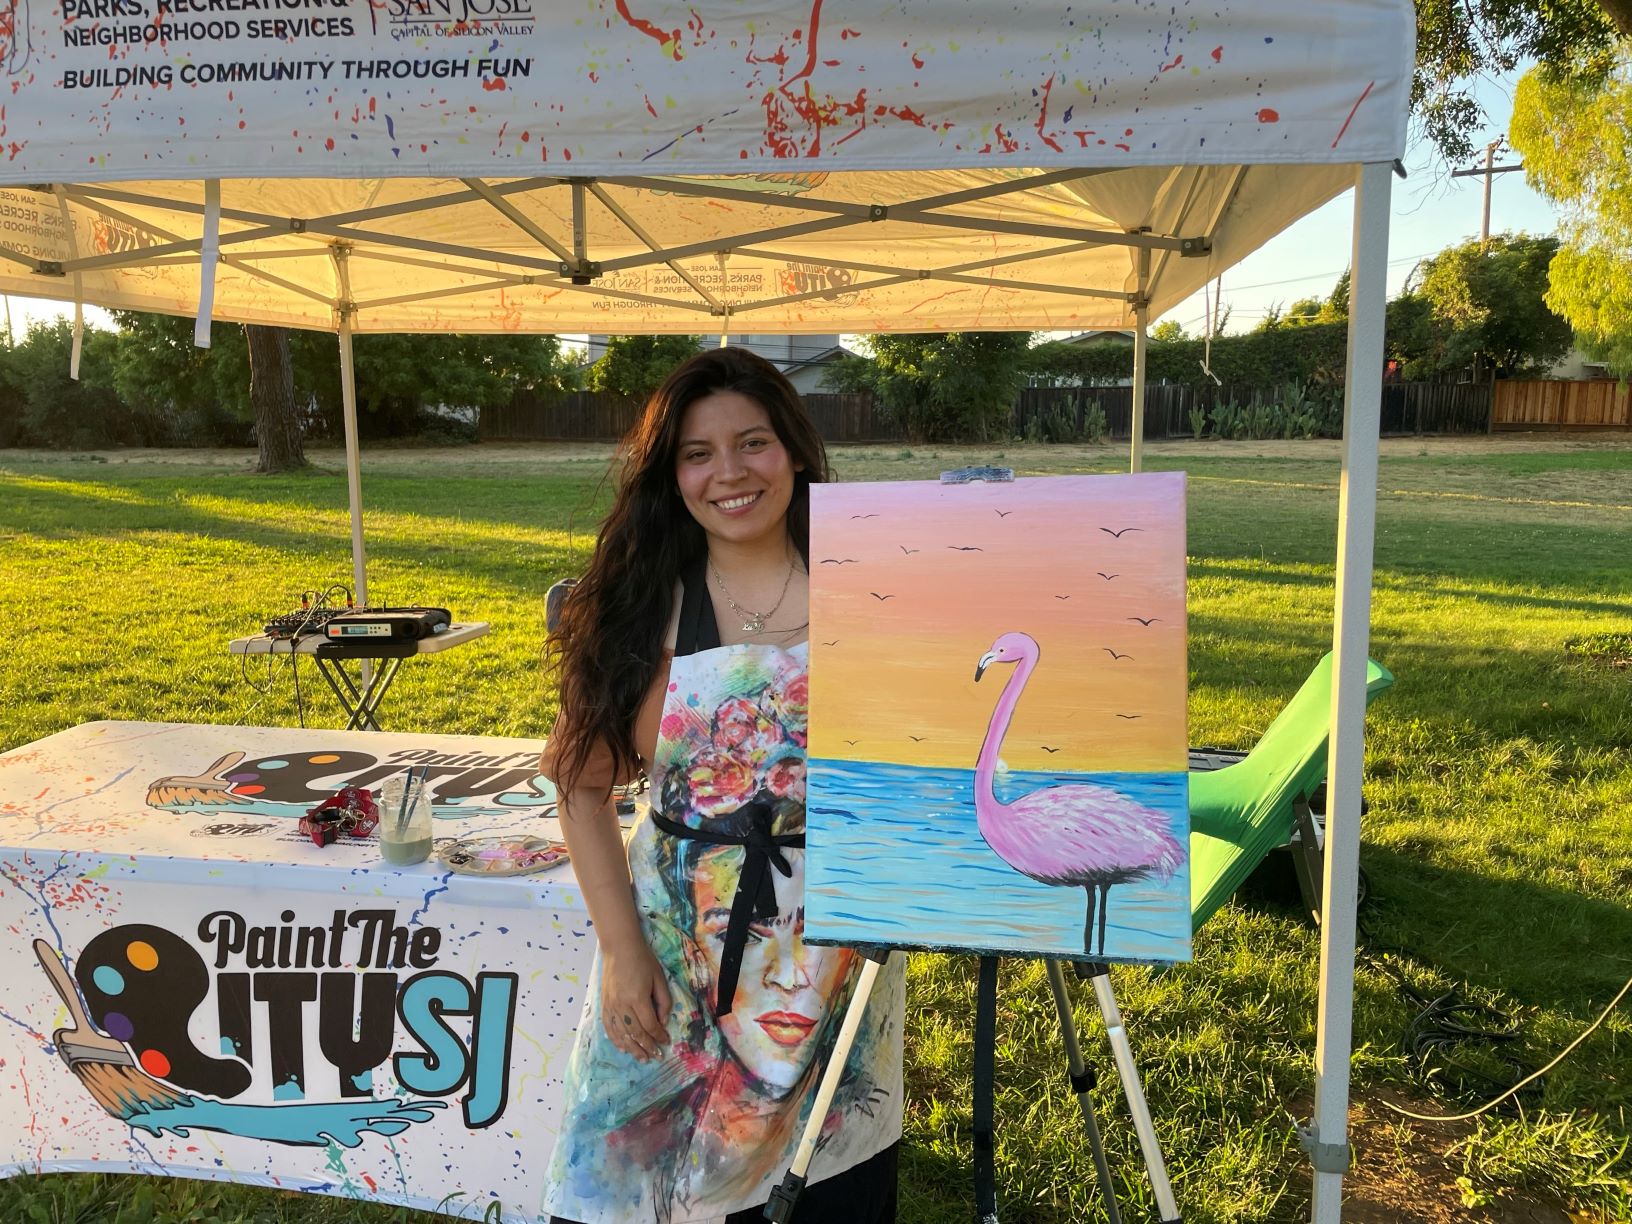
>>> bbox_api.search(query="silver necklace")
[710,559,796,634]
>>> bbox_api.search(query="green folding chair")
[1189,653,1394,930]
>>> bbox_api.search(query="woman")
[540,347,904,1224]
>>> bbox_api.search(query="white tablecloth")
[0,720,598,1223]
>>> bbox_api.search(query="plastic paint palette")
[436,835,569,877]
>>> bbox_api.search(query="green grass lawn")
[2,436,1629,1223]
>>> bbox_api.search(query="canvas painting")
[805,472,1191,964]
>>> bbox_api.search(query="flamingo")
[973,631,1184,958]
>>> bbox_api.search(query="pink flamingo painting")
[973,632,1184,958]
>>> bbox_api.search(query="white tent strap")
[716,252,731,347]
[195,179,222,348]
[1199,276,1223,386]
[50,186,84,381]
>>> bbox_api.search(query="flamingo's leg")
[1098,883,1112,957]
[1082,884,1098,957]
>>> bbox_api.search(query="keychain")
[299,786,381,847]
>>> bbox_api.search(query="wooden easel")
[766,948,1180,1223]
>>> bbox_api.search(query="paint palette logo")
[146,745,556,822]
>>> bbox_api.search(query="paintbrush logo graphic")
[34,939,188,1120]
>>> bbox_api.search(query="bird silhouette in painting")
[1103,648,1133,661]
[947,545,984,552]
[899,545,919,555]
[1100,527,1142,538]
[870,592,894,601]
[973,632,1183,958]
[1128,616,1160,626]
[995,510,1013,518]
[1097,572,1118,581]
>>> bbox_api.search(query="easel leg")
[765,951,890,1223]
[1078,963,1182,1223]
[1044,960,1122,1224]
[973,956,999,1224]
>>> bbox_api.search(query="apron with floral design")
[543,567,904,1224]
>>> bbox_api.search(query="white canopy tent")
[0,2,1411,1217]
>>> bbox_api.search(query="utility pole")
[1449,139,1526,385]
[1449,139,1524,247]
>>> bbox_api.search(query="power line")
[1217,250,1438,295]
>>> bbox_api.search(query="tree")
[246,326,306,472]
[1282,297,1325,327]
[1412,0,1625,165]
[1416,234,1575,378]
[1384,291,1454,380]
[1321,269,1350,324]
[0,321,128,448]
[828,333,1033,442]
[1510,57,1632,376]
[586,335,702,401]
[109,312,578,454]
[1149,320,1189,343]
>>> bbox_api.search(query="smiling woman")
[538,347,904,1224]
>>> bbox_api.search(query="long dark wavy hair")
[547,346,831,798]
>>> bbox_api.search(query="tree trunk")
[245,324,307,473]
[1600,0,1632,38]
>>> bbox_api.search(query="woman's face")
[674,390,800,552]
[690,848,854,1096]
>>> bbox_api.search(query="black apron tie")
[658,554,805,1017]
[650,800,804,1017]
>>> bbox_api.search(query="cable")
[1378,969,1632,1124]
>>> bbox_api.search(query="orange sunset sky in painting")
[808,473,1187,774]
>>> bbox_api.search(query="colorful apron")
[542,569,904,1224]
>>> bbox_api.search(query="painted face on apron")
[688,843,855,1095]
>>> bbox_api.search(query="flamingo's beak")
[975,651,996,681]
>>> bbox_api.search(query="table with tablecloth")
[0,719,605,1223]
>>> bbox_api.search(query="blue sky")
[3,71,1554,345]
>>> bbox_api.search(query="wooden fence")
[1494,380,1631,429]
[1018,381,1493,439]
[1379,382,1493,435]
[481,390,900,442]
[480,390,640,441]
[483,381,1502,443]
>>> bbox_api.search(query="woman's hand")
[600,939,673,1061]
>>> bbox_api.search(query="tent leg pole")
[1128,249,1150,473]
[1309,160,1391,1224]
[338,316,367,608]
[335,286,371,690]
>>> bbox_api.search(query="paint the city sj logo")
[35,908,518,1146]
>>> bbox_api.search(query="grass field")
[1,434,1629,1223]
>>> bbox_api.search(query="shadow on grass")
[0,475,603,596]
[1359,846,1632,1017]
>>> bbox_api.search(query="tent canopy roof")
[0,1,1410,333]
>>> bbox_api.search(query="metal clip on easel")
[767,462,1182,1224]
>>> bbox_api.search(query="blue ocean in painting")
[805,758,1191,965]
